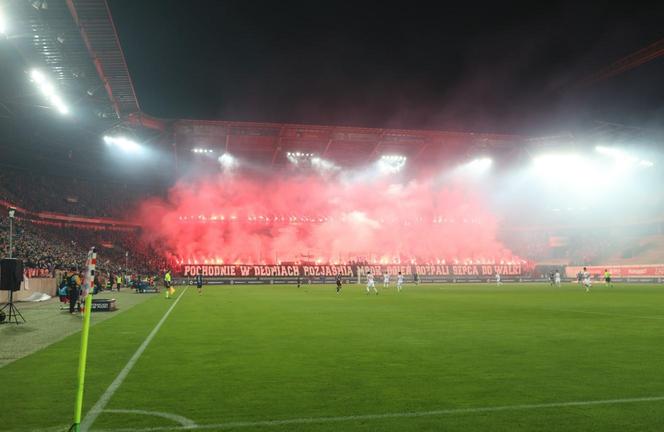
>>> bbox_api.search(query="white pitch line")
[93,395,664,432]
[545,308,664,321]
[103,410,197,428]
[81,287,188,432]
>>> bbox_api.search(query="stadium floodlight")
[533,153,583,168]
[311,156,339,172]
[29,69,68,115]
[531,152,612,190]
[381,155,406,162]
[594,145,620,157]
[218,152,236,169]
[532,153,587,177]
[0,9,7,35]
[103,135,141,153]
[464,157,493,172]
[378,155,407,173]
[192,148,214,154]
[287,151,315,165]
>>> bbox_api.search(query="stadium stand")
[0,166,156,218]
[609,234,664,265]
[502,220,664,267]
[0,206,165,277]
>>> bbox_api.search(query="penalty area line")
[93,395,664,432]
[81,287,189,432]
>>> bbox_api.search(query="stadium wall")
[175,264,664,284]
[566,264,664,279]
[180,263,523,278]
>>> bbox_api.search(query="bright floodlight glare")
[466,157,493,171]
[378,154,407,173]
[218,152,236,169]
[30,69,45,83]
[594,145,618,157]
[103,135,141,153]
[311,156,338,172]
[0,10,7,35]
[533,153,584,172]
[29,69,69,115]
[531,152,614,190]
[51,95,68,114]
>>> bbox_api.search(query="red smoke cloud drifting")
[137,174,520,266]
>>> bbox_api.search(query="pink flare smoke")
[137,174,519,266]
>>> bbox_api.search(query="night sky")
[108,1,664,134]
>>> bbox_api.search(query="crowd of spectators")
[0,167,157,219]
[0,215,166,277]
[0,215,83,271]
[0,166,170,279]
[502,230,661,266]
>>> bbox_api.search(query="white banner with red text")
[181,264,522,278]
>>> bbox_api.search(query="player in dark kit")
[195,270,203,294]
[335,275,342,294]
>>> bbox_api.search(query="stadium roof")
[66,0,140,118]
[1,0,524,168]
[1,0,662,172]
[173,119,525,167]
[1,0,138,121]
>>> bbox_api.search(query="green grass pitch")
[3,283,664,431]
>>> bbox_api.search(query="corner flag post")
[71,247,97,432]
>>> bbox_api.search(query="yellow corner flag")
[70,247,97,432]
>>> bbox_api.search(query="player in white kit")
[495,273,502,286]
[554,270,561,287]
[582,267,592,292]
[366,271,378,295]
[396,271,404,292]
[383,271,390,288]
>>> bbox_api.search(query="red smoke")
[137,174,520,266]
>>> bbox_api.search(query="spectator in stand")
[0,167,156,218]
[0,213,167,278]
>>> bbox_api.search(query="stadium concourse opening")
[1,0,664,431]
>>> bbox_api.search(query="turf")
[2,283,664,431]
[0,291,153,367]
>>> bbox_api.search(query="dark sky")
[108,1,664,134]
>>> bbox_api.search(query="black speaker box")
[0,258,24,291]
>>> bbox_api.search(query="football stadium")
[1,1,664,431]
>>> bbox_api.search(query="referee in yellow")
[164,270,174,298]
[604,269,613,288]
